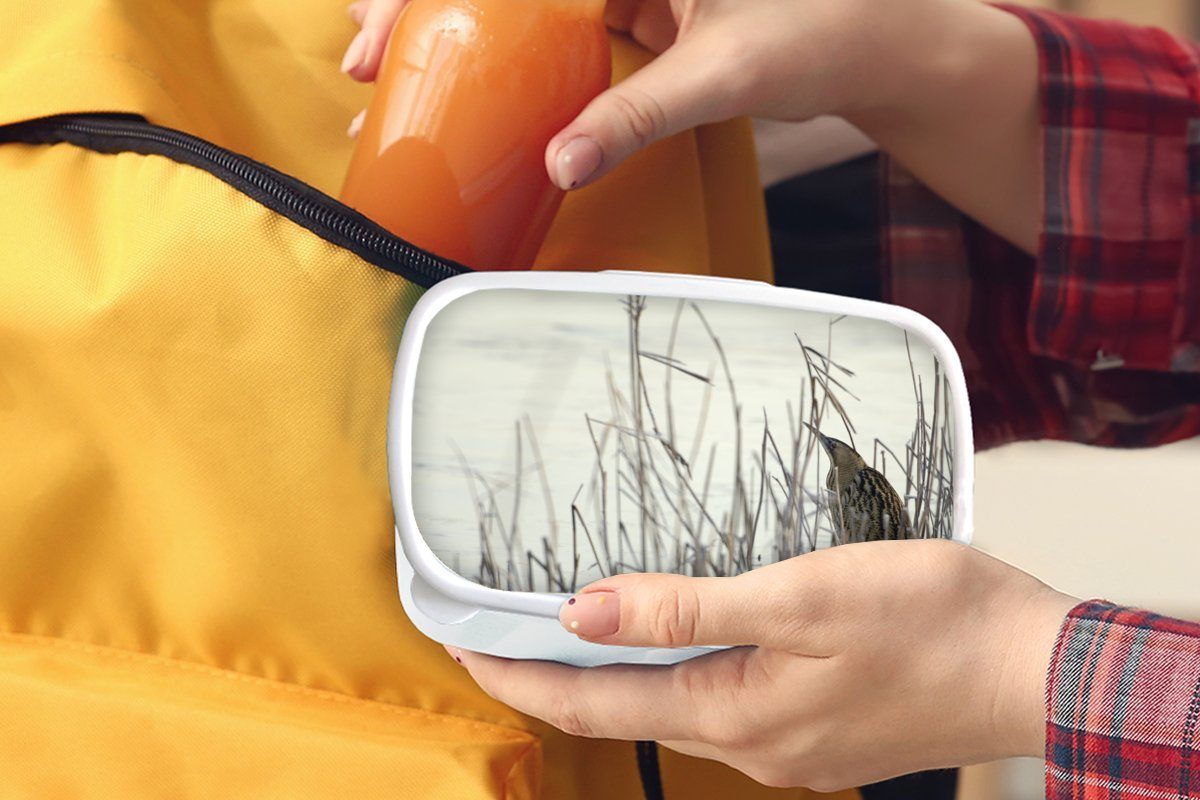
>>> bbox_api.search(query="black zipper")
[0,113,469,288]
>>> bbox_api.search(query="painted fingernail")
[347,110,366,138]
[554,137,603,190]
[560,590,620,638]
[340,31,369,74]
[443,644,465,664]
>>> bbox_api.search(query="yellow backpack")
[0,1,859,798]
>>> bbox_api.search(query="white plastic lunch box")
[388,271,974,666]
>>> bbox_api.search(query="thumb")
[559,572,783,649]
[546,34,740,191]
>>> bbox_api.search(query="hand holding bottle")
[339,0,609,267]
[343,0,1041,252]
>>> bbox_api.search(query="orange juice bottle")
[340,0,611,269]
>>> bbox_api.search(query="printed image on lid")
[411,288,956,593]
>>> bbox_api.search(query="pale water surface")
[412,289,952,587]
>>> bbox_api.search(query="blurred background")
[754,2,1200,798]
[957,4,1199,799]
[1026,0,1195,31]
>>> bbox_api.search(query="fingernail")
[554,137,603,190]
[560,590,619,638]
[442,644,464,665]
[347,1,368,24]
[347,110,366,138]
[340,31,369,74]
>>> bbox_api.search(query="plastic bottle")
[341,0,611,269]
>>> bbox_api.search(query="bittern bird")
[805,424,913,543]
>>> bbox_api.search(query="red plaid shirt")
[880,6,1200,798]
[1048,603,1200,799]
[884,6,1200,451]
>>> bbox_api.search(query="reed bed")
[455,296,955,592]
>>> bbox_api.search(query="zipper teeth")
[54,117,464,286]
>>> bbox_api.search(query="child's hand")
[339,0,883,183]
[449,540,1077,790]
[339,0,1041,251]
[342,0,404,83]
[340,0,405,138]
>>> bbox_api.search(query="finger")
[545,33,741,190]
[340,29,370,76]
[558,570,797,649]
[347,109,366,138]
[347,0,370,26]
[627,1,678,54]
[604,0,643,32]
[455,649,700,742]
[343,0,408,82]
[605,0,677,51]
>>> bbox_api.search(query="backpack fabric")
[0,2,861,798]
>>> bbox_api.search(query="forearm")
[846,0,1041,253]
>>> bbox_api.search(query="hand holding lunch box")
[388,270,976,666]
[386,271,1074,791]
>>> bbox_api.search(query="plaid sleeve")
[1047,601,1200,799]
[996,6,1200,374]
[880,8,1200,451]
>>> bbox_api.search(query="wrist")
[993,587,1078,759]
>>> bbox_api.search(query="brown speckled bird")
[806,425,913,543]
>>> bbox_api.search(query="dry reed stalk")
[457,296,956,590]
